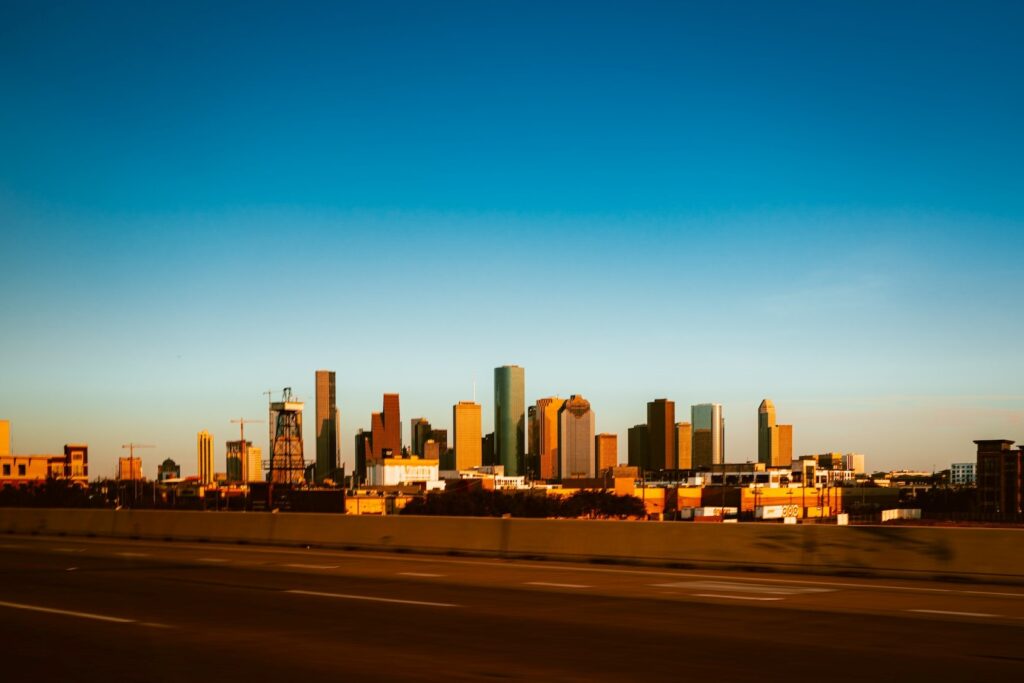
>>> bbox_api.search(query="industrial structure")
[269,388,306,485]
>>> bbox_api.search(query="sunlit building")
[226,440,250,482]
[535,397,565,480]
[0,419,9,456]
[558,395,595,479]
[411,417,432,456]
[315,370,340,482]
[494,365,525,476]
[453,401,482,470]
[197,430,214,485]
[595,433,618,472]
[118,456,143,481]
[370,393,402,458]
[758,399,792,467]
[247,445,263,483]
[692,403,724,468]
[675,423,692,469]
[63,443,88,482]
[647,399,676,470]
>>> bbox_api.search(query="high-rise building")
[595,433,618,473]
[411,418,432,456]
[453,401,482,470]
[759,399,793,467]
[758,399,777,466]
[117,457,142,481]
[558,395,595,479]
[423,439,441,461]
[0,420,9,456]
[691,403,724,468]
[675,423,692,469]
[494,365,525,476]
[535,397,565,480]
[247,445,263,482]
[354,429,372,484]
[647,399,676,470]
[976,439,1023,514]
[776,424,793,468]
[315,370,340,483]
[270,388,304,485]
[371,393,402,458]
[197,430,214,485]
[226,440,251,482]
[628,424,649,470]
[63,443,88,482]
[482,432,496,466]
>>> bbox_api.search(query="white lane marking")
[197,558,229,563]
[282,563,339,570]
[66,567,78,572]
[653,580,834,596]
[287,589,457,608]
[398,572,444,578]
[0,599,135,623]
[695,593,783,602]
[526,582,590,589]
[908,609,998,618]
[116,552,150,558]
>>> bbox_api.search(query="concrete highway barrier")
[1,508,1021,584]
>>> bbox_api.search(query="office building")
[628,424,649,470]
[118,457,143,481]
[0,419,9,456]
[197,431,214,485]
[371,393,402,458]
[558,395,595,479]
[423,439,441,461]
[482,432,496,467]
[494,365,525,476]
[247,446,263,483]
[758,399,793,468]
[428,429,448,465]
[647,399,676,470]
[951,462,976,486]
[675,423,692,469]
[269,388,304,485]
[411,418,432,456]
[453,401,482,470]
[842,452,864,474]
[692,403,724,468]
[226,440,251,482]
[315,370,340,483]
[975,440,1023,514]
[595,433,618,473]
[354,429,372,484]
[63,443,88,482]
[535,397,565,480]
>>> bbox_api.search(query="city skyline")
[1,2,1021,474]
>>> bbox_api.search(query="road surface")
[0,534,1021,681]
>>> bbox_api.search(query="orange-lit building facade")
[595,433,618,472]
[675,422,692,469]
[535,397,565,480]
[453,401,482,470]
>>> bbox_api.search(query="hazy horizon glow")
[2,1,1022,476]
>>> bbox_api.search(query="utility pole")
[120,443,154,507]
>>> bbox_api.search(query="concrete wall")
[1,508,1022,584]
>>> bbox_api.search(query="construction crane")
[231,418,264,483]
[119,443,154,506]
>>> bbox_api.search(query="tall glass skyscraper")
[558,395,595,479]
[494,365,525,476]
[691,403,724,468]
[315,369,339,483]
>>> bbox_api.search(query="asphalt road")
[1,534,1022,681]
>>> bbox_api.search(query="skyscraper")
[647,398,676,470]
[759,399,793,467]
[628,424,649,470]
[675,422,692,469]
[535,397,565,480]
[246,445,263,482]
[0,419,9,456]
[453,401,482,470]
[527,405,539,477]
[595,433,618,473]
[370,393,401,457]
[558,395,595,479]
[315,370,340,483]
[691,403,724,468]
[411,418,432,456]
[197,430,214,485]
[226,440,250,482]
[494,365,525,476]
[354,429,371,484]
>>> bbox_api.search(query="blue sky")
[1,1,1022,476]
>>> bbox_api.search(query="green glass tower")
[494,365,525,476]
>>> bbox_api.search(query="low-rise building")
[951,462,976,486]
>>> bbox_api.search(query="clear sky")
[1,1,1022,477]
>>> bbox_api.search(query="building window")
[18,464,26,476]
[2,464,9,476]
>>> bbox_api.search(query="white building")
[950,462,976,486]
[368,455,441,488]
